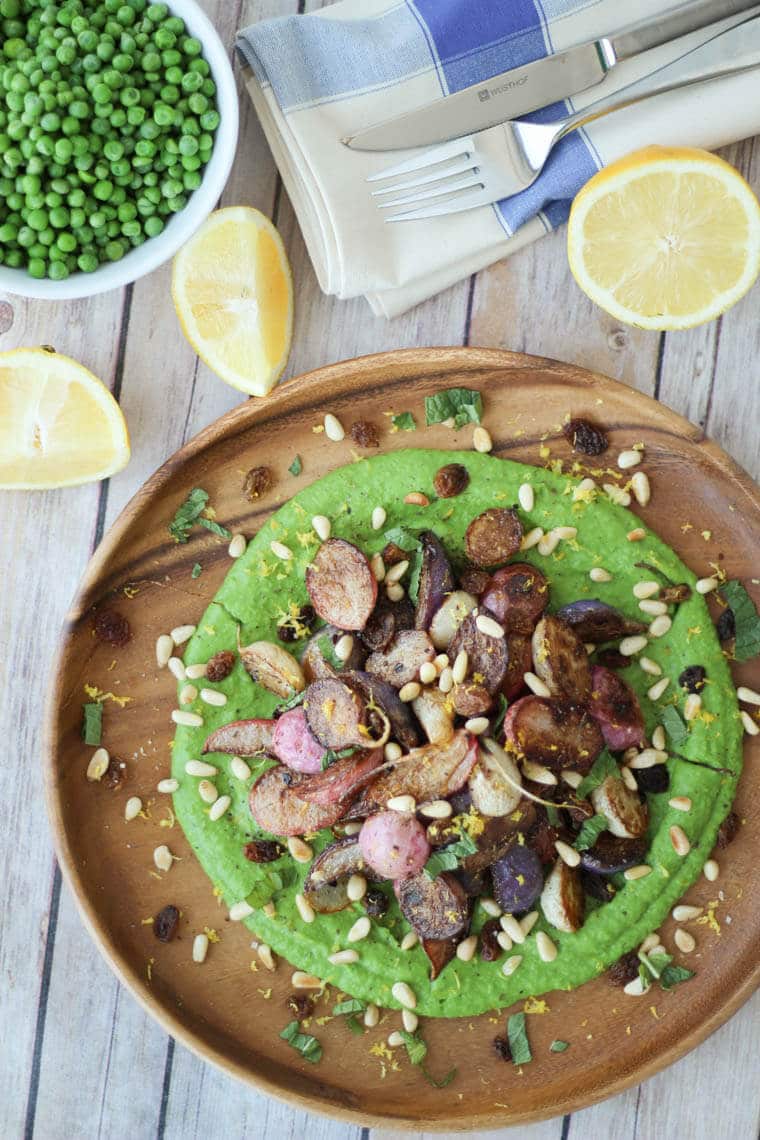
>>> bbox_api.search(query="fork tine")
[385,184,497,222]
[371,154,478,197]
[377,172,483,210]
[366,136,475,184]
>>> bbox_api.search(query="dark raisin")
[679,665,706,693]
[105,756,126,790]
[206,650,235,682]
[716,810,740,848]
[595,649,629,670]
[433,463,470,499]
[364,887,389,918]
[381,542,407,566]
[716,607,736,642]
[459,567,491,596]
[581,870,616,904]
[277,623,298,643]
[153,904,180,943]
[93,608,131,647]
[479,918,502,962]
[634,766,670,795]
[277,605,317,643]
[564,796,596,827]
[243,839,284,863]
[562,418,609,456]
[492,1035,511,1062]
[243,465,273,500]
[659,583,691,605]
[286,994,315,1022]
[607,950,640,987]
[300,604,316,625]
[350,420,380,448]
[448,788,472,815]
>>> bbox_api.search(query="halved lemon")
[172,206,293,396]
[0,348,130,490]
[567,146,760,330]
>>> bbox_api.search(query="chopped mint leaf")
[393,412,416,431]
[280,1020,322,1064]
[246,868,290,908]
[546,805,562,828]
[289,454,303,476]
[575,750,618,799]
[660,705,688,746]
[719,580,760,661]
[346,1014,364,1035]
[321,746,356,770]
[332,999,365,1016]
[425,388,483,430]
[659,962,695,990]
[317,634,342,671]
[382,527,424,603]
[422,1065,458,1088]
[492,694,509,736]
[424,833,478,878]
[574,813,609,851]
[550,1040,570,1053]
[191,563,202,579]
[639,949,694,990]
[399,1030,427,1067]
[640,949,672,980]
[198,516,232,540]
[276,689,307,714]
[507,1012,532,1066]
[82,702,103,746]
[168,487,208,543]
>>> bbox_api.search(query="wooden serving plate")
[44,347,760,1130]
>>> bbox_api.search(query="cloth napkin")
[237,0,760,320]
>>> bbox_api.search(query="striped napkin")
[237,0,760,319]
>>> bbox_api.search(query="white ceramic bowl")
[0,0,239,301]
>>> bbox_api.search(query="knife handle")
[610,0,758,61]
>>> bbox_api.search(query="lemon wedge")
[171,206,293,396]
[0,348,130,489]
[567,146,760,330]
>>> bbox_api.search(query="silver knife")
[343,0,756,150]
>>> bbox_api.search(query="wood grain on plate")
[43,347,760,1131]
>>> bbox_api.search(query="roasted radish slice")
[459,802,537,875]
[412,687,455,745]
[421,937,458,980]
[396,871,470,939]
[239,640,305,698]
[556,599,646,644]
[359,811,430,879]
[365,630,435,689]
[304,676,384,750]
[415,531,455,631]
[248,766,349,836]
[451,681,493,718]
[202,717,275,756]
[346,670,422,751]
[301,623,367,682]
[502,633,532,699]
[465,508,523,568]
[504,696,603,773]
[305,538,378,630]
[579,832,648,875]
[448,610,509,694]
[363,730,478,807]
[492,845,544,914]
[428,590,477,650]
[531,615,591,703]
[589,666,646,750]
[296,749,384,807]
[271,707,326,774]
[361,595,415,652]
[541,858,585,933]
[303,836,378,913]
[469,746,522,817]
[481,563,549,634]
[590,775,649,838]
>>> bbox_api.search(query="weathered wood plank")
[376,1121,565,1140]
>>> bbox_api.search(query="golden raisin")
[433,463,469,499]
[206,650,235,682]
[350,420,379,448]
[93,609,131,647]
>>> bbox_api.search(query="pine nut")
[387,1031,405,1048]
[387,794,416,813]
[473,425,492,453]
[603,483,632,506]
[476,614,504,638]
[620,635,648,656]
[521,526,544,551]
[621,766,638,791]
[312,515,331,542]
[696,576,718,594]
[555,840,581,867]
[537,531,560,556]
[86,748,109,782]
[370,553,386,581]
[156,634,174,668]
[639,599,668,616]
[496,931,513,952]
[172,709,203,727]
[168,656,186,681]
[464,716,489,735]
[674,928,696,954]
[456,935,477,962]
[392,982,416,1009]
[399,682,420,703]
[502,955,523,976]
[291,970,322,988]
[125,796,142,821]
[573,477,596,501]
[639,933,661,954]
[554,526,577,541]
[618,449,642,469]
[737,685,760,706]
[404,492,429,507]
[500,915,525,944]
[520,911,539,936]
[684,693,702,721]
[385,559,409,584]
[419,661,437,684]
[400,931,418,950]
[200,687,227,707]
[288,837,313,863]
[329,949,359,965]
[524,671,551,697]
[624,864,652,881]
[652,725,666,750]
[186,760,217,777]
[371,506,386,530]
[270,540,292,561]
[230,900,254,921]
[668,796,692,812]
[347,874,367,901]
[627,527,646,541]
[402,1009,418,1034]
[231,757,252,780]
[521,760,557,786]
[563,770,583,789]
[209,795,230,821]
[649,615,672,638]
[741,710,759,735]
[348,916,371,943]
[258,944,276,970]
[228,533,246,558]
[198,779,218,804]
[673,904,702,922]
[628,748,667,769]
[648,677,670,701]
[670,825,691,856]
[480,898,502,918]
[518,483,534,511]
[631,471,650,506]
[634,581,660,599]
[343,821,362,836]
[324,412,345,441]
[386,582,404,602]
[153,845,173,872]
[536,931,557,963]
[179,683,198,705]
[451,649,468,684]
[384,741,402,762]
[590,567,612,583]
[334,634,354,662]
[434,653,450,670]
[364,1003,380,1028]
[703,858,719,881]
[295,894,316,924]
[438,667,454,693]
[192,933,209,963]
[623,976,649,996]
[171,624,196,645]
[185,663,208,680]
[262,902,276,919]
[419,800,452,819]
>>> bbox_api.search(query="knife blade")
[343,0,757,151]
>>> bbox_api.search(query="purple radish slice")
[202,717,275,757]
[305,538,378,631]
[359,811,430,879]
[365,629,435,689]
[448,608,509,695]
[481,563,549,635]
[555,599,646,644]
[502,633,533,700]
[303,836,380,914]
[491,844,544,914]
[460,802,537,875]
[396,871,470,939]
[589,665,646,750]
[579,833,648,875]
[303,676,387,750]
[360,595,415,652]
[415,531,455,631]
[271,707,326,774]
[345,670,422,751]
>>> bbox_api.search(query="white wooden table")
[1,3,759,1138]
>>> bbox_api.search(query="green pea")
[187,93,207,115]
[27,257,47,278]
[56,231,77,252]
[77,251,99,272]
[0,220,18,241]
[4,248,23,267]
[48,259,69,280]
[182,169,201,192]
[94,179,113,201]
[141,50,160,72]
[69,206,85,227]
[90,210,106,228]
[49,206,69,228]
[54,137,73,162]
[144,214,163,237]
[28,210,50,233]
[119,86,140,106]
[16,224,35,247]
[126,104,145,124]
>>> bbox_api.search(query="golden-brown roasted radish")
[239,639,305,698]
[303,836,379,913]
[555,599,646,643]
[465,508,523,567]
[540,857,585,933]
[590,775,649,838]
[412,687,455,745]
[360,595,415,652]
[504,696,603,774]
[296,749,384,807]
[502,633,532,700]
[248,766,350,837]
[421,936,458,980]
[531,615,591,703]
[481,563,549,634]
[448,609,509,694]
[468,746,523,817]
[202,717,275,756]
[365,630,435,689]
[361,730,478,808]
[303,677,386,750]
[305,538,378,630]
[428,590,477,650]
[396,871,470,940]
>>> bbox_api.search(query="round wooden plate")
[44,347,760,1131]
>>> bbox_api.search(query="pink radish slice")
[359,811,430,880]
[271,707,326,774]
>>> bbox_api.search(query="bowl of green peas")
[0,0,239,298]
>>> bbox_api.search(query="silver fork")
[370,13,760,222]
